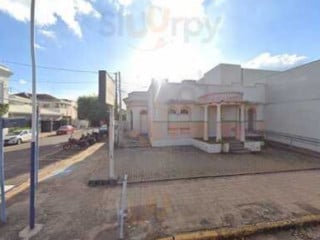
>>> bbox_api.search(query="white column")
[240,104,246,142]
[203,105,209,141]
[216,104,222,142]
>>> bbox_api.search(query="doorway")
[248,108,256,131]
[140,110,148,134]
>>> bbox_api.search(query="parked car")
[56,125,75,135]
[5,129,32,145]
[99,124,108,135]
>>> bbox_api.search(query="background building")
[0,65,11,109]
[9,93,78,132]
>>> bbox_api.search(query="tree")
[77,96,108,126]
[0,104,9,117]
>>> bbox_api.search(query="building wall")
[38,100,77,122]
[149,103,260,144]
[264,60,320,152]
[199,64,279,86]
[128,76,267,145]
[0,66,11,105]
[199,66,221,84]
[242,68,279,86]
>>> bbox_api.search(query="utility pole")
[29,0,37,230]
[115,73,118,120]
[118,72,123,146]
[108,73,117,180]
[114,73,118,146]
[108,105,115,180]
[119,72,122,121]
[0,118,6,223]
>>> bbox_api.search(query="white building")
[9,93,78,132]
[8,94,61,121]
[0,65,11,107]
[124,61,320,153]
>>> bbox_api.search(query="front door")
[140,111,148,134]
[248,108,255,131]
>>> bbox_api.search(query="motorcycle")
[63,134,89,150]
[86,132,96,145]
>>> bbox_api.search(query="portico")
[200,92,248,143]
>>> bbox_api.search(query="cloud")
[19,79,27,85]
[38,29,56,39]
[117,0,134,7]
[243,52,308,70]
[115,0,224,93]
[0,0,101,38]
[35,43,45,50]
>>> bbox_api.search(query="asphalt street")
[3,130,86,185]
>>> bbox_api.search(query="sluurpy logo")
[101,4,222,51]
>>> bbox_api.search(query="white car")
[5,130,32,145]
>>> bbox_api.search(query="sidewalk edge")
[157,214,320,240]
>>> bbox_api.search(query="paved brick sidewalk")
[125,170,320,239]
[1,145,320,240]
[113,146,320,183]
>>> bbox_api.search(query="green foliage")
[0,104,9,117]
[77,96,108,126]
[9,127,29,133]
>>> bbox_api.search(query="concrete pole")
[118,72,123,144]
[203,105,208,141]
[29,0,37,230]
[216,104,222,142]
[0,119,6,223]
[240,104,246,142]
[109,106,115,180]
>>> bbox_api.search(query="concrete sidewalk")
[39,131,55,138]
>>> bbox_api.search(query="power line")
[1,60,99,74]
[2,60,151,84]
[10,79,95,84]
[2,60,154,86]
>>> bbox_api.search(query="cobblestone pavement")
[0,146,121,240]
[125,171,320,239]
[114,146,320,183]
[1,145,320,240]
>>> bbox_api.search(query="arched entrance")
[140,110,148,134]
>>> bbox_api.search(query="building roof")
[14,92,63,102]
[37,94,58,101]
[0,65,12,76]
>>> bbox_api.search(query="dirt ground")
[1,145,320,239]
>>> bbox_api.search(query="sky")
[0,0,319,100]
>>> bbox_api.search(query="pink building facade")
[125,61,320,153]
[124,64,278,152]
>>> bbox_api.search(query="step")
[230,144,244,148]
[230,147,245,151]
[230,148,251,154]
[230,144,244,149]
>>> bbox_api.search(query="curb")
[157,214,320,240]
[125,168,320,186]
[5,143,105,201]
